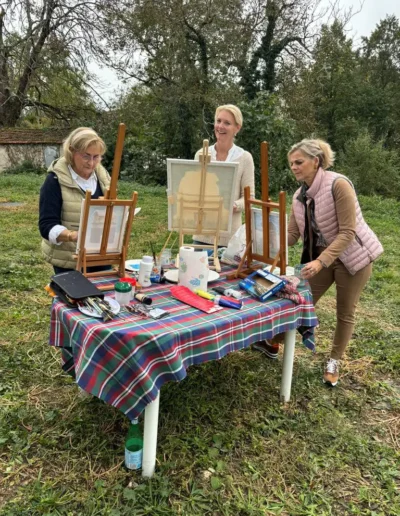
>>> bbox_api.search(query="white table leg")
[280,329,296,403]
[142,392,160,478]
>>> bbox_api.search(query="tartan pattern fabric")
[49,272,318,419]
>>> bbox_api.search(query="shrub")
[337,131,400,199]
[3,160,47,175]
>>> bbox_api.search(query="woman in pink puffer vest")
[254,139,383,387]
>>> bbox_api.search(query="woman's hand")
[301,259,323,280]
[57,229,78,243]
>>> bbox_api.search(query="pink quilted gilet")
[292,168,383,275]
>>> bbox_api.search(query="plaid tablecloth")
[49,271,318,419]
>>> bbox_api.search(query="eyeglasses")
[74,150,103,163]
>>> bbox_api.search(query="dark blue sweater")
[39,172,103,240]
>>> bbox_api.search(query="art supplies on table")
[170,285,223,314]
[78,296,120,322]
[150,264,163,283]
[195,289,243,310]
[178,246,209,292]
[50,270,103,307]
[120,277,137,298]
[134,293,152,305]
[114,281,132,305]
[212,286,243,299]
[239,268,286,302]
[213,294,242,310]
[125,304,170,319]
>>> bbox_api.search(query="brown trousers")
[274,260,372,359]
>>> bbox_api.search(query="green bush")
[337,131,400,199]
[120,139,167,185]
[236,92,297,197]
[3,159,47,175]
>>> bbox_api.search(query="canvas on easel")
[74,123,138,278]
[166,140,238,272]
[251,207,288,263]
[228,141,287,279]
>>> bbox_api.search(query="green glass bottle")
[125,418,143,470]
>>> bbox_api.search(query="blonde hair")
[63,127,106,165]
[288,139,335,169]
[215,104,243,127]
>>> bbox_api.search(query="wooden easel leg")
[82,249,87,276]
[212,237,221,273]
[225,239,252,279]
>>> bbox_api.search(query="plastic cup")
[160,248,172,266]
[294,264,306,288]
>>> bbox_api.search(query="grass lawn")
[0,174,399,515]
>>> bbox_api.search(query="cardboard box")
[239,268,286,301]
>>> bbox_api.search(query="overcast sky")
[92,0,400,104]
[339,0,400,38]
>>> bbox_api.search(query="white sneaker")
[323,358,339,387]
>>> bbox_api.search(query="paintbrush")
[150,241,157,265]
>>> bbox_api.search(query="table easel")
[75,123,138,278]
[228,141,287,279]
[174,139,224,272]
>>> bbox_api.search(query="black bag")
[50,270,103,307]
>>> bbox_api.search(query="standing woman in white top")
[192,104,255,247]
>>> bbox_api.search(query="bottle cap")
[115,281,132,293]
[142,255,153,263]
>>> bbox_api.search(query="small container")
[160,248,172,266]
[114,281,132,305]
[120,277,137,299]
[138,255,153,288]
[294,264,306,288]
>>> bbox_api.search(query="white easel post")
[141,392,160,478]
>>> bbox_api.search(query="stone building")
[0,128,71,172]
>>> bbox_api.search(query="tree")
[101,0,249,158]
[237,92,296,195]
[0,0,106,127]
[282,20,364,151]
[358,15,400,148]
[236,0,327,99]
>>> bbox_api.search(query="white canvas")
[251,207,288,264]
[167,158,239,235]
[77,202,129,254]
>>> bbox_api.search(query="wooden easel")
[174,140,224,272]
[75,123,138,278]
[228,141,287,279]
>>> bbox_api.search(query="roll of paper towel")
[178,246,209,292]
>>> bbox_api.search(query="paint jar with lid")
[114,281,132,305]
[120,277,137,299]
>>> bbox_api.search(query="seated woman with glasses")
[39,127,111,274]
